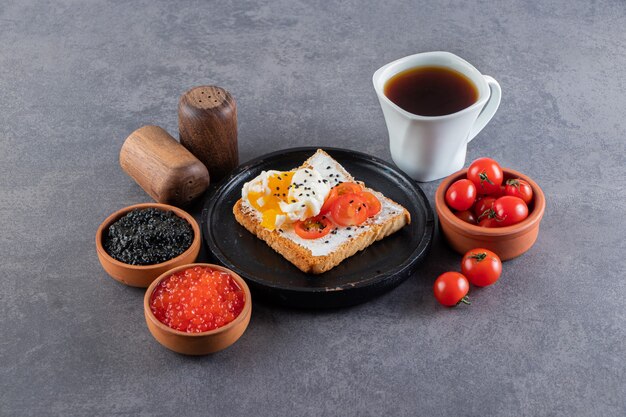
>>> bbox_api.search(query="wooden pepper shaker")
[120,125,210,206]
[178,86,238,182]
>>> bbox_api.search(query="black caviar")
[103,208,194,265]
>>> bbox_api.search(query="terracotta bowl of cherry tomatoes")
[435,158,545,261]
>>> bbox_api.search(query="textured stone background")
[1,1,624,416]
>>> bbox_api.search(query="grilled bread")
[233,149,411,274]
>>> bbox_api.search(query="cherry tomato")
[478,217,498,228]
[330,193,368,226]
[467,157,504,195]
[433,272,470,307]
[492,196,529,227]
[359,191,381,217]
[461,248,502,287]
[454,210,477,224]
[504,179,533,204]
[490,185,507,198]
[473,196,496,220]
[320,182,363,213]
[445,179,477,211]
[294,215,332,239]
[489,185,506,198]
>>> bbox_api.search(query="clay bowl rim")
[143,263,252,338]
[95,202,201,271]
[435,167,546,237]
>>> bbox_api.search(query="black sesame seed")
[276,186,279,190]
[324,240,329,244]
[329,174,334,177]
[347,227,351,230]
[349,200,354,204]
[301,204,305,207]
[323,179,328,183]
[312,191,315,195]
[326,166,331,169]
[304,180,307,183]
[348,235,352,238]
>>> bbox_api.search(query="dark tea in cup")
[384,66,478,117]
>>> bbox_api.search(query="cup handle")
[467,75,501,143]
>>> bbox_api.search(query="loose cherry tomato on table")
[294,215,332,239]
[454,210,477,224]
[492,196,529,227]
[445,179,477,211]
[330,193,368,226]
[433,272,470,307]
[504,179,533,204]
[467,157,504,195]
[320,182,363,214]
[360,191,382,217]
[473,196,497,220]
[461,248,502,287]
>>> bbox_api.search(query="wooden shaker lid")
[178,86,238,182]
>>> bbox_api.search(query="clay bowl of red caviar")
[144,263,252,355]
[435,168,546,261]
[96,203,201,288]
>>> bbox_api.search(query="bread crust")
[233,199,410,274]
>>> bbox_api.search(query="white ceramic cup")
[373,51,501,182]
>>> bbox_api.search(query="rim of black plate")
[201,146,435,293]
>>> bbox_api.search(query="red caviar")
[150,266,245,333]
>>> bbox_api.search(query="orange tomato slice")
[330,193,368,226]
[294,215,332,239]
[320,182,363,214]
[360,191,381,217]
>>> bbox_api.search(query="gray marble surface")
[1,1,625,416]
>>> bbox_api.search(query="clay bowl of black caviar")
[96,203,201,288]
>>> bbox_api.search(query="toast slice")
[233,149,411,274]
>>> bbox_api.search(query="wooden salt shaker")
[120,125,210,206]
[178,86,238,182]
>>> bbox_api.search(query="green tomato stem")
[458,296,471,306]
[470,252,487,262]
[479,172,494,185]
